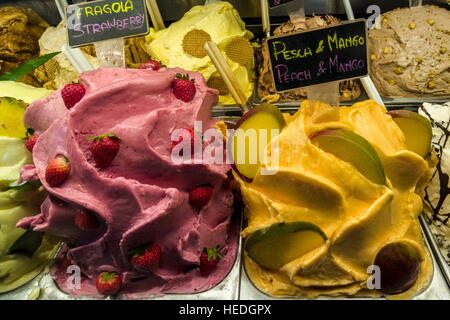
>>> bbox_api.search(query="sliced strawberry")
[200,246,223,276]
[189,184,214,208]
[45,156,70,187]
[96,272,121,296]
[129,244,161,271]
[87,134,120,168]
[61,84,86,109]
[74,210,99,230]
[172,73,196,102]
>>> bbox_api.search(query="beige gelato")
[141,1,255,105]
[0,6,49,87]
[35,21,150,90]
[368,5,450,97]
[257,16,362,103]
[34,21,100,90]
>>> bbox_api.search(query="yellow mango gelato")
[142,1,255,105]
[0,81,59,293]
[238,100,433,299]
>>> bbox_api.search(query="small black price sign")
[267,19,368,92]
[268,0,295,8]
[66,0,149,48]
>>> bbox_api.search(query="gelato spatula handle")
[204,41,251,112]
[62,44,94,74]
[94,39,126,68]
[57,1,95,74]
[55,0,68,20]
[260,0,271,38]
[409,0,423,7]
[146,0,165,31]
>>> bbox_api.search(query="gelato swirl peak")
[18,67,237,297]
[240,100,433,299]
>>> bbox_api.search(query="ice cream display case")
[0,0,449,301]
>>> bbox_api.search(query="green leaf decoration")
[0,52,61,82]
[9,179,42,192]
[8,230,44,258]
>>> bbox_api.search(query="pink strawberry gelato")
[17,67,238,298]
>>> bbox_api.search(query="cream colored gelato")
[34,21,99,90]
[35,21,150,90]
[142,1,255,105]
[368,5,450,97]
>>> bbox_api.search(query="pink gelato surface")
[18,67,238,298]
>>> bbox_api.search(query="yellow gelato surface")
[0,81,51,104]
[142,1,255,105]
[238,100,433,299]
[0,82,58,293]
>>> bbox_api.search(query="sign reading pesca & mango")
[267,19,368,92]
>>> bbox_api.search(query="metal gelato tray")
[254,90,450,109]
[220,109,450,301]
[239,220,450,300]
[0,235,242,300]
[2,109,450,300]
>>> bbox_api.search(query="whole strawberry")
[170,128,202,156]
[129,244,161,271]
[87,134,120,168]
[61,84,86,109]
[189,184,214,208]
[172,73,196,102]
[25,135,37,152]
[138,60,162,70]
[24,128,37,152]
[96,272,122,296]
[45,156,70,187]
[200,246,223,276]
[75,210,99,230]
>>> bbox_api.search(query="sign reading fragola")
[66,0,149,47]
